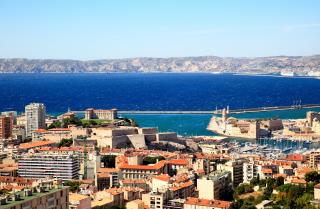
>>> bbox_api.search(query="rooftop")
[185,197,231,208]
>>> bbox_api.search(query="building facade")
[25,103,46,137]
[197,171,232,200]
[85,108,117,120]
[18,154,80,181]
[0,116,12,139]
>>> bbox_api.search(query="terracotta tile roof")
[98,168,120,173]
[48,128,70,131]
[286,153,305,161]
[37,147,83,152]
[291,178,307,184]
[262,168,273,174]
[121,179,147,184]
[34,129,47,133]
[19,140,55,149]
[119,160,166,170]
[168,159,188,165]
[296,167,314,175]
[0,176,35,185]
[69,193,90,202]
[169,180,193,191]
[153,174,171,182]
[273,173,287,178]
[185,197,231,209]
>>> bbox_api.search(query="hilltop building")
[85,108,117,120]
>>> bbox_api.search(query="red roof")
[168,159,188,166]
[119,160,166,170]
[185,197,231,209]
[19,140,55,149]
[153,174,171,182]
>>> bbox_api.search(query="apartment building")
[18,154,80,181]
[0,116,12,139]
[119,160,167,179]
[217,159,244,187]
[308,151,320,169]
[243,162,258,183]
[0,180,69,209]
[25,103,46,137]
[197,170,232,200]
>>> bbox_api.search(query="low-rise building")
[183,197,231,209]
[69,193,91,209]
[0,180,69,209]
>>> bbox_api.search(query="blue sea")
[1,73,320,136]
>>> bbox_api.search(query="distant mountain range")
[1,55,320,76]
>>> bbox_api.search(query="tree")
[48,121,62,129]
[63,181,80,192]
[58,138,73,147]
[275,176,284,187]
[305,171,320,183]
[101,155,116,168]
[62,118,82,127]
[250,177,260,186]
[143,156,165,165]
[235,183,254,196]
[103,206,125,209]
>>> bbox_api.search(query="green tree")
[63,181,80,192]
[305,171,320,183]
[235,183,254,196]
[48,121,62,129]
[58,138,73,147]
[101,155,116,168]
[143,156,165,165]
[275,176,284,187]
[250,177,260,186]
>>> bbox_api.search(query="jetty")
[72,104,320,115]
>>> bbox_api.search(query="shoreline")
[0,72,320,79]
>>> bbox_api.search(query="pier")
[72,104,320,115]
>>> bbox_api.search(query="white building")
[197,171,232,200]
[243,162,258,183]
[25,103,46,137]
[18,153,80,181]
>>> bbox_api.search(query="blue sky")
[0,0,320,60]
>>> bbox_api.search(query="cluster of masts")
[214,105,229,114]
[292,100,302,109]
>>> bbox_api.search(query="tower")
[25,103,46,137]
[222,108,227,122]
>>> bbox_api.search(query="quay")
[72,104,320,115]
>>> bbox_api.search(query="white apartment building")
[243,162,258,183]
[18,154,80,181]
[25,103,46,137]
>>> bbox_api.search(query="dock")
[72,104,320,115]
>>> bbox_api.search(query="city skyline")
[0,0,320,60]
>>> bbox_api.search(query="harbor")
[72,103,320,115]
